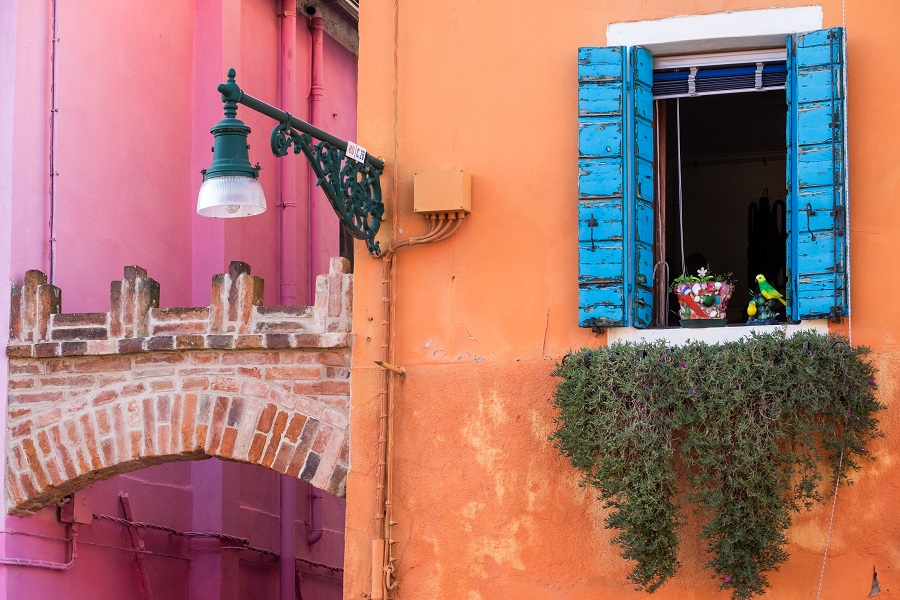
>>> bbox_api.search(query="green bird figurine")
[755,274,786,306]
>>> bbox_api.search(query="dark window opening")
[654,90,787,327]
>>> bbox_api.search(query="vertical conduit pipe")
[278,7,298,600]
[279,0,298,307]
[280,476,296,600]
[307,488,323,545]
[307,15,325,304]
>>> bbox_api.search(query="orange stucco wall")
[348,1,900,598]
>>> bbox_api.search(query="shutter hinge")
[829,305,844,324]
[586,317,607,336]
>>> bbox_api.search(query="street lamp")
[198,68,385,256]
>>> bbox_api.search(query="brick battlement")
[8,260,351,359]
[6,260,352,515]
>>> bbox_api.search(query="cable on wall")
[675,98,686,275]
[372,213,467,599]
[48,0,60,283]
[652,101,669,324]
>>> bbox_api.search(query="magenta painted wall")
[0,0,357,598]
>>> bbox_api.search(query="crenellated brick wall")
[5,260,353,515]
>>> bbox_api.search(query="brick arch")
[6,261,351,515]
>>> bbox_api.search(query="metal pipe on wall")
[307,488,323,545]
[308,14,325,304]
[280,475,296,600]
[0,525,78,571]
[278,6,298,600]
[279,0,299,307]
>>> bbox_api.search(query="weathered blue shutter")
[577,46,654,328]
[577,47,628,327]
[787,27,848,320]
[630,47,654,328]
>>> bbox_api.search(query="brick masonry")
[5,260,353,516]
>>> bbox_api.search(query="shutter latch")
[831,205,845,235]
[588,215,599,251]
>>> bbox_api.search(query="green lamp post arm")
[217,68,385,256]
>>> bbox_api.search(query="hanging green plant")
[550,331,883,600]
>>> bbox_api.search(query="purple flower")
[725,576,732,583]
[846,409,852,415]
[869,379,877,386]
[680,361,686,368]
[690,388,697,394]
[807,350,813,356]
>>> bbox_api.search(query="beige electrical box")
[414,170,472,214]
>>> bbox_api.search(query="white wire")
[815,449,844,600]
[841,1,852,348]
[676,98,686,274]
[653,101,670,323]
[819,9,850,597]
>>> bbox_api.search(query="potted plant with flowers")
[670,267,735,327]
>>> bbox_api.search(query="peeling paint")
[468,519,527,577]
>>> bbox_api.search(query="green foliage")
[550,331,883,600]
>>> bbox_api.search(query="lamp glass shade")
[197,175,267,218]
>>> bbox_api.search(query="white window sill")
[606,320,829,346]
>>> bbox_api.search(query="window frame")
[576,27,848,330]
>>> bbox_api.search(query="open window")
[577,28,848,329]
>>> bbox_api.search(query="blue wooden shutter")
[787,27,848,320]
[577,47,628,327]
[630,47,654,328]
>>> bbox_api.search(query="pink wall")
[1,2,56,593]
[2,461,346,599]
[311,34,359,285]
[0,0,357,598]
[51,0,197,311]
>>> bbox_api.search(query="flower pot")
[673,281,733,325]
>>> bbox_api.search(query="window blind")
[652,62,787,99]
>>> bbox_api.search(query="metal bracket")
[374,360,406,377]
[120,494,154,600]
[217,69,386,256]
[586,317,607,336]
[271,120,385,255]
[688,67,698,96]
[829,305,844,324]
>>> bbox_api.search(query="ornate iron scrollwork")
[271,121,384,256]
